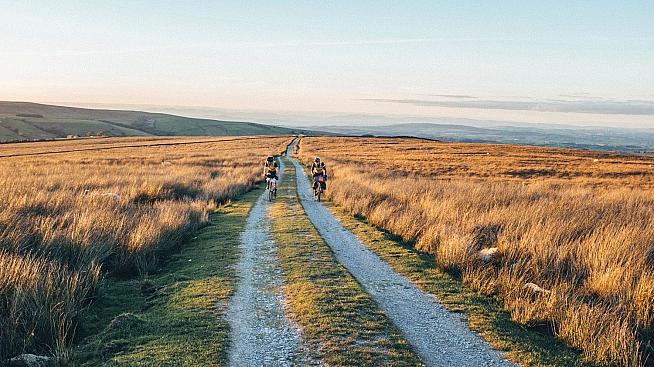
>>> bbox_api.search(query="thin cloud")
[8,35,653,57]
[558,94,607,100]
[17,35,648,57]
[427,94,477,99]
[362,98,654,116]
[227,38,508,48]
[0,38,487,57]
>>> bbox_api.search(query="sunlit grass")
[0,136,290,361]
[299,137,654,367]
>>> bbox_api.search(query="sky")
[1,1,653,127]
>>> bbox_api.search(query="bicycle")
[313,175,325,202]
[267,177,277,201]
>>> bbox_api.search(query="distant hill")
[318,122,654,153]
[0,102,314,142]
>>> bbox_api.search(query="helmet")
[314,157,321,162]
[267,156,274,162]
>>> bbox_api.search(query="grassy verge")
[71,188,261,366]
[320,199,590,367]
[268,159,422,366]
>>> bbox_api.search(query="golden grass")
[0,136,291,360]
[299,137,654,367]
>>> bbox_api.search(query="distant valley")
[317,122,654,153]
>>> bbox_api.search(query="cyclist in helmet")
[264,156,279,190]
[311,157,327,191]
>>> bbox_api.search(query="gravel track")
[225,159,311,366]
[288,152,515,367]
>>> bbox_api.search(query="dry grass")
[0,136,291,360]
[299,137,654,367]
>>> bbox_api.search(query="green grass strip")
[321,199,590,367]
[268,158,422,366]
[72,189,260,366]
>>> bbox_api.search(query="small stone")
[8,354,53,367]
[479,247,499,262]
[524,282,551,294]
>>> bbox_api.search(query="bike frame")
[267,177,277,191]
[313,175,324,201]
[267,177,277,201]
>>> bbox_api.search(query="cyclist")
[311,157,327,192]
[264,156,279,190]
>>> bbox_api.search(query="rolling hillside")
[0,102,310,142]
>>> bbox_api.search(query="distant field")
[0,136,263,157]
[0,101,309,142]
[319,122,654,153]
[0,136,291,361]
[300,137,654,366]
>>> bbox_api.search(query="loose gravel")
[225,159,311,367]
[289,153,516,367]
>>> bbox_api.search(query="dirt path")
[288,153,515,367]
[225,159,311,366]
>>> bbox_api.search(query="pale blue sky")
[1,1,653,126]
